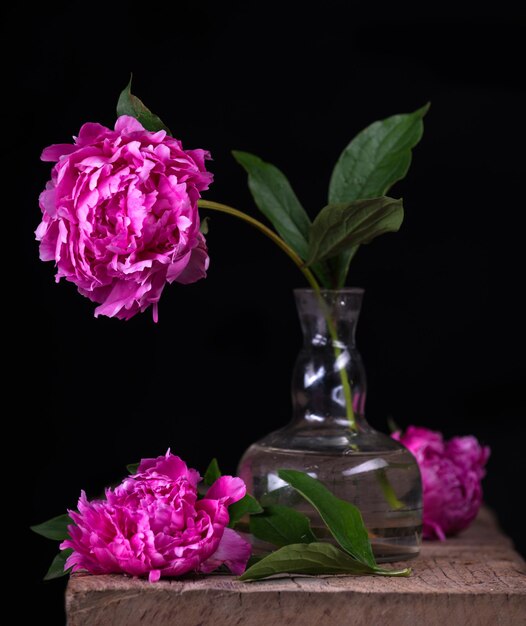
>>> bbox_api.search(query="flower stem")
[198,199,357,431]
[198,200,319,289]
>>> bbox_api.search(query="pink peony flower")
[60,451,251,581]
[36,116,213,320]
[392,426,490,540]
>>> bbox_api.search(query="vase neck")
[294,288,363,347]
[291,289,368,428]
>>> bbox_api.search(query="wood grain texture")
[66,509,526,626]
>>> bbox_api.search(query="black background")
[9,3,525,621]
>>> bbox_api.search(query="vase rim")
[294,287,364,295]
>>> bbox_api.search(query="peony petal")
[76,122,111,146]
[165,250,192,284]
[137,450,200,487]
[115,115,145,134]
[148,569,161,583]
[199,528,251,575]
[175,234,209,285]
[41,144,78,162]
[206,476,246,506]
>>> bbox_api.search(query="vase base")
[240,530,421,564]
[238,441,423,563]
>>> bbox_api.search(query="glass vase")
[238,288,422,562]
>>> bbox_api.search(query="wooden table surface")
[66,508,526,625]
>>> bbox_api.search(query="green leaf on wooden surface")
[44,549,73,581]
[229,493,263,528]
[117,75,172,134]
[249,504,317,546]
[307,197,404,266]
[239,542,411,581]
[203,458,222,486]
[278,469,376,568]
[246,554,264,568]
[30,514,73,541]
[329,104,429,204]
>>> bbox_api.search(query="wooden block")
[66,509,526,626]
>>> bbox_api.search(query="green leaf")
[278,469,376,568]
[232,151,311,260]
[249,505,316,546]
[239,542,411,581]
[246,555,264,568]
[203,458,222,486]
[44,549,73,581]
[232,150,333,286]
[306,197,404,266]
[327,104,428,286]
[327,246,359,289]
[30,514,73,541]
[229,493,263,528]
[126,462,140,474]
[200,216,210,235]
[117,75,172,135]
[329,104,429,205]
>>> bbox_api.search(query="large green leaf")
[239,542,411,581]
[278,470,376,568]
[327,104,428,287]
[117,76,172,135]
[31,514,73,541]
[329,104,429,204]
[229,493,263,528]
[232,151,311,259]
[44,549,72,581]
[232,150,333,285]
[306,197,404,266]
[249,505,317,547]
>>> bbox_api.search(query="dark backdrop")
[9,3,525,620]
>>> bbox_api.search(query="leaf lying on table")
[278,469,376,568]
[30,514,73,541]
[249,505,317,547]
[44,549,72,581]
[239,542,411,581]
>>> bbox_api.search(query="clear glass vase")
[238,288,422,562]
